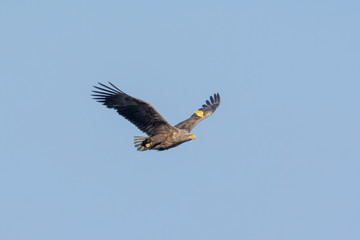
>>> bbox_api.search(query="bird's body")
[92,82,220,151]
[134,128,195,151]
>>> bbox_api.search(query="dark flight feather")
[92,82,172,136]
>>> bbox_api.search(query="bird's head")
[188,134,196,140]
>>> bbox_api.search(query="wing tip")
[208,92,221,105]
[93,82,124,95]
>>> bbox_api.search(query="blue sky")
[1,1,359,239]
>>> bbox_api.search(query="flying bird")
[92,82,221,151]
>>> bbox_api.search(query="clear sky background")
[1,1,359,239]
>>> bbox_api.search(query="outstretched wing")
[92,82,172,135]
[175,93,221,132]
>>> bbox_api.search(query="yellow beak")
[189,134,196,140]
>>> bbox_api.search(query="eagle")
[92,82,221,151]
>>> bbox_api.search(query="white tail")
[134,136,148,151]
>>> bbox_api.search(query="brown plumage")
[92,82,220,151]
